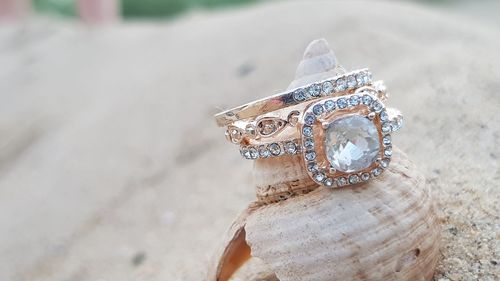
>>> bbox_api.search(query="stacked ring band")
[215,69,373,127]
[215,68,403,191]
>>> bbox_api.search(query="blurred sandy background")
[0,0,499,280]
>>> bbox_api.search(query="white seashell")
[206,39,440,281]
[207,149,440,281]
[246,149,440,281]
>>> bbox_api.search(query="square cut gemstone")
[324,115,380,173]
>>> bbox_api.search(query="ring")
[239,139,302,159]
[215,68,403,190]
[215,69,373,127]
[296,89,402,188]
[223,80,388,146]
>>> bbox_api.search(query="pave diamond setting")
[292,69,372,103]
[300,90,393,187]
[240,140,301,159]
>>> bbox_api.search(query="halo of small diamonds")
[299,91,393,187]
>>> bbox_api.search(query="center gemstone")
[324,115,380,173]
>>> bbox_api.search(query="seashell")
[207,39,440,281]
[245,149,440,281]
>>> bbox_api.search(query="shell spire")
[288,39,346,90]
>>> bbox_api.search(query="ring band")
[240,139,301,159]
[223,81,388,145]
[238,106,402,161]
[215,69,373,127]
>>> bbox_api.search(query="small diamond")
[391,117,404,132]
[302,126,313,137]
[249,148,259,159]
[284,142,298,154]
[337,177,347,186]
[245,125,257,138]
[293,89,306,101]
[258,146,270,158]
[362,94,373,105]
[382,122,391,133]
[347,75,357,88]
[372,101,383,112]
[356,73,367,85]
[303,138,314,150]
[229,128,242,143]
[324,178,334,187]
[314,173,325,182]
[308,84,321,97]
[349,95,360,106]
[372,168,382,177]
[260,122,277,136]
[324,100,336,111]
[288,111,300,125]
[349,174,360,184]
[329,166,336,174]
[307,162,319,172]
[364,72,372,84]
[383,135,392,146]
[322,81,334,94]
[384,147,393,157]
[380,158,390,168]
[361,173,370,181]
[304,114,315,125]
[337,98,348,109]
[313,104,324,115]
[380,110,389,121]
[335,78,347,92]
[242,149,251,159]
[305,151,316,161]
[269,143,281,156]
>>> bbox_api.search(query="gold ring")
[215,69,372,127]
[215,68,403,194]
